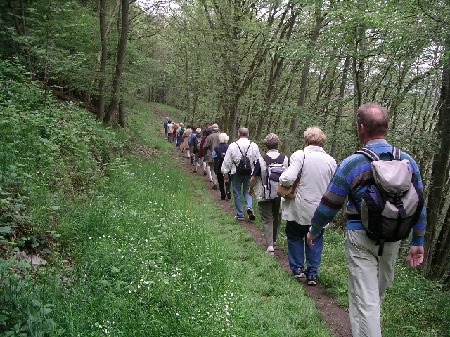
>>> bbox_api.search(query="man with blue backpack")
[249,133,289,255]
[308,103,427,336]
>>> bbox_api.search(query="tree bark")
[287,2,323,152]
[104,0,130,126]
[424,35,450,277]
[330,55,350,157]
[97,0,108,121]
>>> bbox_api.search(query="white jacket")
[279,145,336,225]
[221,137,260,175]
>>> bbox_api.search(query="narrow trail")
[151,105,352,337]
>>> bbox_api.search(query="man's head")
[304,127,326,147]
[238,127,249,138]
[263,133,280,150]
[356,103,389,143]
[211,123,219,132]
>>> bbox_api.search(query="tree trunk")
[118,99,125,127]
[97,0,108,121]
[330,55,350,157]
[287,2,323,152]
[104,0,129,126]
[424,35,450,277]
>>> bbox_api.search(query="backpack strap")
[262,154,285,166]
[392,146,401,160]
[358,146,401,162]
[235,142,244,156]
[244,144,251,156]
[357,147,380,161]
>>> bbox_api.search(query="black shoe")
[227,192,231,200]
[293,268,306,279]
[221,194,226,200]
[247,208,255,221]
[307,275,317,286]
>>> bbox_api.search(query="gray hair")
[238,127,249,137]
[218,133,229,143]
[263,133,280,149]
[304,127,326,147]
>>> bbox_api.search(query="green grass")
[3,97,449,336]
[29,102,332,336]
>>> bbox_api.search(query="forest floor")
[151,105,352,337]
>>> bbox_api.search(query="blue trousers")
[286,221,324,277]
[231,174,252,217]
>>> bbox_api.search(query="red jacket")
[198,135,208,158]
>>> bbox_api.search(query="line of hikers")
[162,103,426,337]
[163,117,334,286]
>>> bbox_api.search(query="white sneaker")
[266,246,274,255]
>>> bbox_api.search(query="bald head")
[356,103,389,137]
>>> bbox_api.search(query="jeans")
[286,221,324,276]
[231,174,252,217]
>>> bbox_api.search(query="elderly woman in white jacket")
[279,127,336,286]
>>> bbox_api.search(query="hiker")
[198,128,212,181]
[279,127,336,285]
[163,116,170,139]
[249,133,289,255]
[167,120,174,143]
[190,128,202,172]
[176,123,185,149]
[202,123,211,136]
[307,103,427,336]
[203,123,221,190]
[221,127,260,221]
[181,125,192,158]
[213,133,231,200]
[171,122,178,146]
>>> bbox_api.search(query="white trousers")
[345,230,400,337]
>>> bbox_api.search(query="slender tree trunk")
[118,99,125,127]
[330,55,350,157]
[104,0,129,126]
[287,3,323,152]
[97,0,108,121]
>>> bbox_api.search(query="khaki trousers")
[258,198,281,247]
[345,230,400,337]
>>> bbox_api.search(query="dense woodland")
[1,0,449,286]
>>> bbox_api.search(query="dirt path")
[152,105,352,337]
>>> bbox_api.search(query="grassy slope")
[42,103,332,337]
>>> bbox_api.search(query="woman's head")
[263,133,280,150]
[304,127,326,147]
[219,133,229,143]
